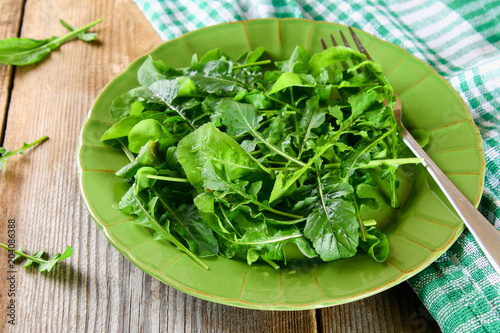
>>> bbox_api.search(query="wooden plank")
[0,0,162,331]
[0,0,24,143]
[318,282,441,332]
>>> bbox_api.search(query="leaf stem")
[263,258,280,269]
[229,233,303,245]
[147,175,190,183]
[219,203,242,237]
[265,94,301,113]
[0,243,44,263]
[232,60,271,69]
[258,110,296,115]
[154,94,197,130]
[24,135,49,149]
[119,139,134,162]
[2,135,48,156]
[352,196,366,241]
[364,157,424,167]
[215,173,303,219]
[315,172,333,227]
[49,18,103,46]
[1,135,49,169]
[349,129,395,169]
[324,157,424,169]
[363,220,377,227]
[250,129,305,167]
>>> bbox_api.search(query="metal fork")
[322,27,500,275]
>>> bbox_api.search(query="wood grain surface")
[0,0,24,142]
[0,1,440,332]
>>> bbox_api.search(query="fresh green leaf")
[115,140,162,179]
[227,223,315,265]
[297,95,326,155]
[177,122,268,188]
[0,135,48,169]
[108,87,153,121]
[275,45,310,73]
[127,119,175,153]
[220,99,304,166]
[302,179,359,261]
[200,48,230,63]
[410,129,430,148]
[244,47,266,64]
[268,72,315,95]
[138,56,183,87]
[359,226,389,262]
[135,167,158,194]
[101,111,161,142]
[0,19,102,66]
[168,204,219,257]
[309,45,365,77]
[0,243,73,272]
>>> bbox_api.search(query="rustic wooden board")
[319,282,441,333]
[0,0,24,143]
[0,0,440,332]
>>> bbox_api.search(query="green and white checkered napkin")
[133,0,500,331]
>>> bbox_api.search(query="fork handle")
[399,127,500,275]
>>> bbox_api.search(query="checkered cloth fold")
[132,1,500,331]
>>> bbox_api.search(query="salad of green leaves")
[101,45,422,269]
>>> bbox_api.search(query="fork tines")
[320,27,373,61]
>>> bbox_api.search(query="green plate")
[77,18,485,310]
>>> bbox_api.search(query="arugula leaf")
[0,19,102,66]
[220,99,304,166]
[148,79,197,129]
[200,161,301,219]
[244,47,266,64]
[188,58,246,94]
[302,178,359,261]
[168,203,219,257]
[194,192,240,237]
[0,243,73,272]
[108,87,154,121]
[127,119,176,153]
[268,73,315,95]
[296,95,326,156]
[199,48,231,63]
[227,223,316,266]
[101,111,161,142]
[0,135,48,169]
[309,45,366,76]
[138,56,183,87]
[359,226,389,262]
[177,122,269,188]
[275,45,310,73]
[121,183,211,269]
[115,140,162,178]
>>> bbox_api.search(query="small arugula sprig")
[0,135,48,169]
[0,18,102,66]
[0,243,73,272]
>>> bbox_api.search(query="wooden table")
[0,1,442,332]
